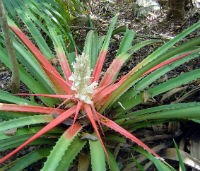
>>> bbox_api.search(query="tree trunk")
[0,0,20,93]
[167,0,186,20]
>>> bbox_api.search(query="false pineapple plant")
[0,12,200,170]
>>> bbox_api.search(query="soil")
[0,0,200,170]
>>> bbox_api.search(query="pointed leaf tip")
[0,106,76,164]
[84,104,109,160]
[97,113,159,158]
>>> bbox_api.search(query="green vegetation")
[0,0,199,170]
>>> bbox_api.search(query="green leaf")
[8,0,53,59]
[0,112,32,119]
[30,0,77,50]
[134,147,176,171]
[117,103,200,130]
[129,39,162,55]
[114,49,200,113]
[112,25,127,35]
[0,126,63,140]
[0,148,49,171]
[116,67,200,112]
[56,138,86,171]
[89,140,106,171]
[107,151,120,171]
[192,119,200,124]
[89,137,106,171]
[98,35,106,52]
[41,123,82,171]
[105,134,126,144]
[117,102,199,120]
[132,157,145,171]
[0,135,54,151]
[173,140,186,171]
[101,14,118,51]
[102,22,200,110]
[0,115,53,132]
[116,29,135,56]
[149,68,200,97]
[0,135,32,151]
[0,46,57,106]
[48,26,72,79]
[99,39,162,87]
[136,21,200,70]
[83,30,99,68]
[91,14,118,82]
[0,89,36,105]
[7,148,50,171]
[13,40,56,93]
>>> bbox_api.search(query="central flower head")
[69,53,98,104]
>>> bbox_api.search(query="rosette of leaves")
[0,12,200,170]
[2,0,82,52]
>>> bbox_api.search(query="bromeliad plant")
[0,12,200,170]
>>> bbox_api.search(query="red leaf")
[0,106,76,164]
[84,104,109,159]
[56,50,72,82]
[93,84,118,106]
[0,103,64,114]
[143,51,194,76]
[100,58,124,87]
[96,51,196,104]
[17,93,72,99]
[44,67,72,94]
[90,104,104,136]
[9,25,71,94]
[97,112,159,158]
[92,84,109,99]
[72,101,83,126]
[94,51,195,106]
[56,98,73,110]
[91,50,107,83]
[65,122,82,139]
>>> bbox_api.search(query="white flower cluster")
[69,53,98,104]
